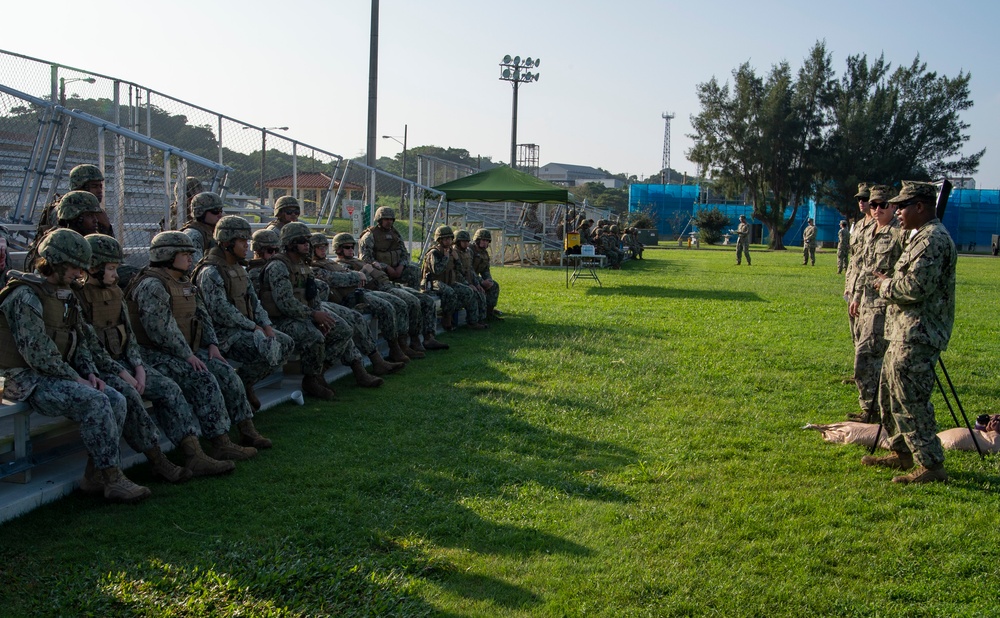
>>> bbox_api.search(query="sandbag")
[937,428,1000,453]
[806,422,1000,453]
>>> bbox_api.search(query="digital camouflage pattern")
[735,217,751,265]
[802,220,817,265]
[470,238,501,310]
[69,164,104,190]
[837,224,850,274]
[419,241,459,316]
[452,244,486,324]
[358,223,421,288]
[336,254,435,336]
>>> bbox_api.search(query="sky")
[4,0,999,188]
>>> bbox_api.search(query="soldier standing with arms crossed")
[861,182,956,484]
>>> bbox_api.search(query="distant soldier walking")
[735,215,751,265]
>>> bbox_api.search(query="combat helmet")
[455,230,471,242]
[309,232,330,248]
[610,225,620,234]
[473,228,492,242]
[85,233,123,267]
[252,228,280,252]
[213,215,252,243]
[273,195,300,217]
[149,231,195,263]
[39,228,92,270]
[68,164,104,190]
[280,221,312,248]
[190,192,225,219]
[374,206,396,221]
[434,225,454,241]
[332,232,356,251]
[56,191,103,222]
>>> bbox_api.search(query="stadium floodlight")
[498,53,541,170]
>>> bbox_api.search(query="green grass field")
[2,245,999,617]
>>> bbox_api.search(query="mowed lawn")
[2,245,999,617]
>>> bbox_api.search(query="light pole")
[59,76,96,106]
[243,126,288,208]
[498,55,540,170]
[382,125,408,208]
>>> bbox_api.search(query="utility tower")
[661,112,674,184]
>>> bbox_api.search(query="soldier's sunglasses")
[292,237,310,245]
[283,209,301,216]
[207,209,224,215]
[263,248,278,255]
[871,202,891,209]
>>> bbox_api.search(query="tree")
[688,42,832,250]
[694,207,730,245]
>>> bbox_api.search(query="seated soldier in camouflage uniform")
[470,228,503,321]
[308,233,410,371]
[35,164,113,238]
[24,191,104,271]
[333,232,448,354]
[193,216,294,424]
[264,196,301,233]
[599,225,624,269]
[452,230,488,330]
[126,232,259,461]
[358,207,421,288]
[420,225,463,331]
[253,222,356,400]
[0,229,149,503]
[182,191,226,264]
[77,234,233,479]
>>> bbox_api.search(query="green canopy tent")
[431,165,573,203]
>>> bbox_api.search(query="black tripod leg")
[938,358,984,460]
[869,421,883,456]
[934,372,961,428]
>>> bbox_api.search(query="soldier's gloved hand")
[186,354,208,372]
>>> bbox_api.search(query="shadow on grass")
[584,284,766,302]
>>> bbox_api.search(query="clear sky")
[4,0,998,187]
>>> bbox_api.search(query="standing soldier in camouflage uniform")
[359,207,421,288]
[0,229,149,502]
[309,233,410,370]
[452,230,489,329]
[126,232,259,460]
[193,216,294,423]
[77,234,232,479]
[421,226,463,331]
[862,182,956,484]
[735,215,751,265]
[470,228,503,321]
[843,182,877,386]
[182,192,226,264]
[264,196,301,233]
[836,220,850,274]
[801,218,817,266]
[24,191,104,271]
[846,186,903,423]
[333,232,448,354]
[256,222,355,400]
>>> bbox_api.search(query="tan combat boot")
[98,467,152,503]
[893,464,948,484]
[370,350,405,375]
[79,457,104,494]
[210,434,258,461]
[145,446,193,483]
[401,335,426,359]
[179,435,235,477]
[385,339,412,364]
[861,451,914,470]
[422,332,449,350]
[238,419,273,449]
[351,360,384,388]
[302,374,335,400]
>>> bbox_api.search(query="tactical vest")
[312,260,356,304]
[364,225,403,266]
[126,267,201,350]
[181,220,216,254]
[258,254,311,318]
[455,247,474,283]
[194,248,253,319]
[471,246,491,277]
[421,245,455,286]
[76,278,128,360]
[0,272,78,369]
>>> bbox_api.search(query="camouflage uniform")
[76,273,199,450]
[194,246,293,386]
[0,273,127,470]
[801,219,817,265]
[735,217,751,265]
[470,234,501,313]
[844,183,875,343]
[128,268,244,438]
[312,254,406,344]
[876,196,956,470]
[452,237,487,325]
[358,208,421,289]
[836,224,850,274]
[851,206,903,422]
[599,229,624,268]
[420,232,460,324]
[336,252,437,340]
